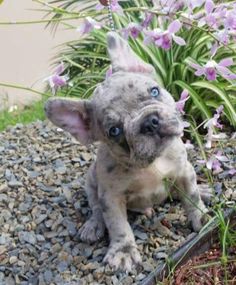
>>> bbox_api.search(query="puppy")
[45,32,208,272]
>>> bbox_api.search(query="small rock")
[9,256,18,264]
[57,261,69,272]
[18,231,36,245]
[0,272,5,281]
[35,214,48,224]
[0,246,7,255]
[151,218,173,237]
[120,276,134,285]
[142,261,154,272]
[0,194,8,202]
[33,157,41,163]
[81,152,92,162]
[134,230,148,240]
[36,234,45,242]
[44,270,53,283]
[8,180,23,187]
[153,252,168,260]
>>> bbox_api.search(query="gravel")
[0,121,235,285]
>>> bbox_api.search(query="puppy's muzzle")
[140,114,159,135]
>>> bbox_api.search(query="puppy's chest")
[126,158,174,200]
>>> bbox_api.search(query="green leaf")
[192,81,236,125]
[174,80,211,120]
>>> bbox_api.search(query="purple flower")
[206,157,221,172]
[198,0,219,29]
[206,151,228,172]
[204,105,224,149]
[96,0,123,15]
[77,17,102,35]
[152,0,185,13]
[176,89,189,114]
[121,23,142,39]
[189,58,236,81]
[144,20,186,50]
[44,63,69,95]
[188,0,205,11]
[214,30,230,46]
[141,12,154,29]
[224,10,236,30]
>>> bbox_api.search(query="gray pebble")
[134,230,148,240]
[18,231,36,245]
[153,252,168,260]
[57,261,68,273]
[44,270,53,283]
[8,180,23,187]
[0,272,5,281]
[142,261,154,272]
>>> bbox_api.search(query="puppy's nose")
[140,114,159,135]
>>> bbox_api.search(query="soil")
[168,243,236,285]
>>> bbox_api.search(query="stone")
[134,230,148,240]
[0,246,7,255]
[18,231,36,245]
[44,270,53,283]
[142,261,154,272]
[9,256,18,264]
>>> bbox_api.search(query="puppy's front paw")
[190,207,209,232]
[79,216,105,244]
[104,242,142,272]
[198,184,214,204]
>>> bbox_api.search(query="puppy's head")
[45,32,183,167]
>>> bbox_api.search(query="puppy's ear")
[45,98,94,145]
[107,31,155,75]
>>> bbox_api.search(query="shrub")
[46,0,236,129]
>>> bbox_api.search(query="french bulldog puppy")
[45,32,209,272]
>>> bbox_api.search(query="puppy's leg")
[79,162,105,243]
[175,161,208,232]
[99,189,141,272]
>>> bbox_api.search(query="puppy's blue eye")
[109,126,122,137]
[151,87,160,97]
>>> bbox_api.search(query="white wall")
[0,0,76,110]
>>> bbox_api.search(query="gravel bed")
[0,121,235,285]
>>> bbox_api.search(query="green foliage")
[49,0,236,130]
[0,100,46,131]
[214,206,236,261]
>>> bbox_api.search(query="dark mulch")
[163,243,236,285]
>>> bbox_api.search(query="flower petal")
[189,61,202,70]
[55,63,65,75]
[95,3,104,11]
[195,69,205,76]
[172,35,186,46]
[180,89,189,101]
[216,66,236,80]
[205,0,214,14]
[206,68,217,80]
[218,58,234,67]
[52,75,68,87]
[206,158,213,169]
[168,19,182,34]
[212,159,222,172]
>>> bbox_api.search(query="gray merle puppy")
[45,32,209,272]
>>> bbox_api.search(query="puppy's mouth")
[129,133,173,167]
[126,111,183,167]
